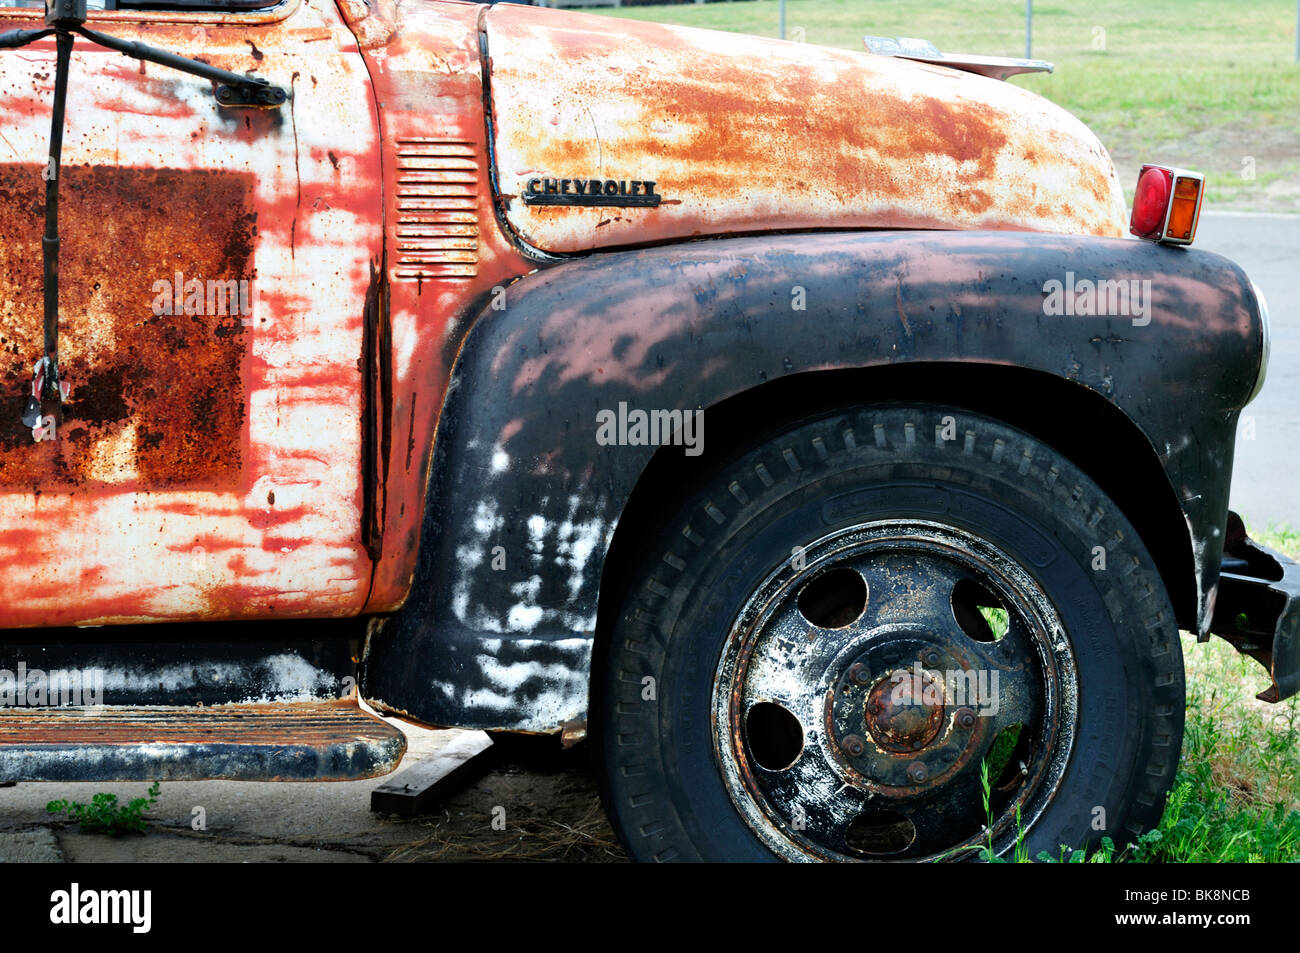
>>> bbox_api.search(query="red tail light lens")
[1130,164,1204,246]
[1130,166,1171,239]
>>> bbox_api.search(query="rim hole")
[745,702,804,772]
[797,567,867,629]
[989,722,1029,792]
[846,810,916,856]
[952,578,1009,642]
[986,722,1025,789]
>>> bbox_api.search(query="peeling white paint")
[93,654,337,704]
[422,638,591,730]
[506,602,544,631]
[450,475,616,636]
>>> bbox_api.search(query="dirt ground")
[0,721,627,863]
[379,736,627,863]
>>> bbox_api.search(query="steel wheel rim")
[711,519,1078,862]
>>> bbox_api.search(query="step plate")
[0,700,407,782]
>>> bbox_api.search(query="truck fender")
[361,229,1265,732]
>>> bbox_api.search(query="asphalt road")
[1198,212,1300,532]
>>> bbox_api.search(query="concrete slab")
[0,827,62,863]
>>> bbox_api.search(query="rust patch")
[0,163,254,490]
[484,7,1127,253]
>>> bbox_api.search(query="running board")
[0,700,406,782]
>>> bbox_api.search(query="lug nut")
[956,708,977,729]
[842,734,865,757]
[922,649,941,667]
[851,664,871,685]
[907,761,928,783]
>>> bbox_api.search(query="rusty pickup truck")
[0,0,1290,863]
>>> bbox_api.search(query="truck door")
[0,0,382,627]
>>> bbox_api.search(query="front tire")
[596,403,1183,862]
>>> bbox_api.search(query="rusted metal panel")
[0,165,254,491]
[0,698,406,781]
[0,0,383,627]
[335,0,535,614]
[362,229,1264,731]
[0,0,303,28]
[482,5,1127,254]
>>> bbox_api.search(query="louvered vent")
[392,138,479,281]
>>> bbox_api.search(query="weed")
[47,781,162,836]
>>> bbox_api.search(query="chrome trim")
[1246,279,1271,405]
[1156,167,1204,246]
[863,36,1053,80]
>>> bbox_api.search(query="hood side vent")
[393,138,479,281]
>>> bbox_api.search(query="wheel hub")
[863,667,944,752]
[829,637,979,788]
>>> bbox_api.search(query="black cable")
[0,27,53,49]
[40,30,73,409]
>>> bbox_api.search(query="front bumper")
[1209,511,1300,702]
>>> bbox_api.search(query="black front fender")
[362,229,1265,731]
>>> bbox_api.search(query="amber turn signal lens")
[1165,175,1203,243]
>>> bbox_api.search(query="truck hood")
[482,6,1127,254]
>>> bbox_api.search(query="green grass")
[978,605,1010,639]
[1044,628,1300,862]
[1254,524,1300,558]
[958,523,1300,862]
[957,524,1296,862]
[594,1,1300,210]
